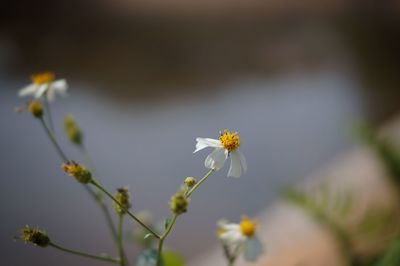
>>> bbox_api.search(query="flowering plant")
[15,72,264,266]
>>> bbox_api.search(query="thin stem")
[90,180,160,239]
[43,94,54,132]
[39,117,68,161]
[222,244,237,266]
[186,169,215,197]
[79,144,118,245]
[39,115,122,262]
[82,184,119,244]
[156,214,178,266]
[40,116,119,248]
[155,169,215,265]
[49,242,119,264]
[80,144,97,175]
[118,215,127,266]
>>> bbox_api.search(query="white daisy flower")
[194,130,247,178]
[18,72,68,102]
[217,217,263,262]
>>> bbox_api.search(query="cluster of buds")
[113,187,131,215]
[169,189,189,215]
[27,100,43,118]
[20,226,50,248]
[62,161,92,184]
[64,115,83,146]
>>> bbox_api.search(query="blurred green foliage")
[354,123,400,184]
[282,123,400,266]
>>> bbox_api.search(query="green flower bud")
[62,161,92,183]
[64,115,83,145]
[20,226,50,248]
[169,189,189,215]
[114,187,131,215]
[184,177,196,188]
[27,100,43,118]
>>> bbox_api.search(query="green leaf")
[136,249,159,266]
[144,233,153,240]
[162,251,185,266]
[353,123,400,184]
[376,239,400,266]
[164,218,171,229]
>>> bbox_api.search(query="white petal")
[51,79,68,95]
[194,138,221,153]
[46,87,55,102]
[244,237,263,262]
[227,152,242,178]
[205,148,227,170]
[220,227,246,245]
[221,223,240,231]
[34,84,48,98]
[238,150,247,173]
[18,84,38,97]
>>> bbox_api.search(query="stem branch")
[186,169,215,197]
[50,242,119,264]
[90,181,160,239]
[118,215,127,266]
[39,117,68,161]
[156,214,178,266]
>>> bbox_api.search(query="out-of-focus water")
[0,69,364,265]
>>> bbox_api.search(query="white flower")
[217,217,263,262]
[194,130,247,178]
[18,72,68,102]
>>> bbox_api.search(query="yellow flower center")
[219,130,240,152]
[239,217,256,237]
[31,72,55,85]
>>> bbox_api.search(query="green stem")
[79,144,118,245]
[90,180,160,239]
[43,94,54,132]
[40,116,119,249]
[80,144,97,175]
[155,169,215,266]
[49,242,119,264]
[156,214,178,266]
[117,215,128,266]
[83,184,119,244]
[39,117,68,161]
[186,169,215,197]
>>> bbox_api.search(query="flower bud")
[20,226,50,248]
[62,161,92,183]
[184,177,196,188]
[169,189,189,215]
[64,115,83,145]
[27,100,43,118]
[114,187,131,215]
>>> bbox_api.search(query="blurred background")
[1,1,400,265]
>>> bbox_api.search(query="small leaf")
[162,251,185,266]
[136,249,159,266]
[144,233,153,240]
[164,218,171,229]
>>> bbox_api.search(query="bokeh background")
[1,1,400,265]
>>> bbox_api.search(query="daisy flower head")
[194,129,247,178]
[217,217,263,262]
[18,72,68,102]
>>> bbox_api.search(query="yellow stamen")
[31,72,55,85]
[219,129,240,152]
[239,217,256,237]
